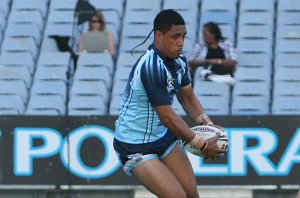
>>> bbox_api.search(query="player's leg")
[162,144,200,198]
[132,157,187,198]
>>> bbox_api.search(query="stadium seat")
[26,95,66,115]
[272,96,300,115]
[44,22,74,38]
[0,0,10,17]
[0,95,25,115]
[0,66,32,88]
[275,39,300,54]
[77,52,114,74]
[200,11,236,30]
[70,80,109,103]
[30,80,67,101]
[273,67,300,83]
[0,80,28,103]
[277,0,300,13]
[238,12,274,28]
[235,67,271,88]
[163,0,199,11]
[111,80,127,95]
[49,0,77,11]
[11,0,48,18]
[276,26,300,40]
[277,12,300,26]
[8,10,44,31]
[68,95,107,116]
[40,37,61,52]
[201,0,237,13]
[37,51,71,67]
[34,66,68,82]
[114,66,132,82]
[238,53,272,70]
[73,66,112,90]
[237,39,272,55]
[240,0,275,13]
[274,53,300,69]
[233,81,270,102]
[109,94,122,115]
[126,0,161,12]
[0,51,35,75]
[89,0,125,18]
[238,24,273,40]
[231,96,269,115]
[196,95,230,115]
[273,81,300,98]
[193,80,231,101]
[115,52,139,68]
[5,23,42,46]
[47,10,75,24]
[119,37,152,54]
[1,37,38,60]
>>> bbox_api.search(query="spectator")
[78,10,115,57]
[188,22,237,86]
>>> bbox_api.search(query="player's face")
[156,25,187,59]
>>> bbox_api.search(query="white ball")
[185,125,229,157]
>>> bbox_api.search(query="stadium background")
[0,0,299,197]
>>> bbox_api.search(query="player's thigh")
[132,158,187,198]
[162,144,199,198]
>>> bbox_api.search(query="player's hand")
[201,133,226,159]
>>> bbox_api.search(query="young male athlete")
[113,9,226,198]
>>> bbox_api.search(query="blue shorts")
[113,131,181,176]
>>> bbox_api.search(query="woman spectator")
[78,10,115,57]
[188,22,237,86]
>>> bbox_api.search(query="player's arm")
[155,105,222,158]
[177,84,214,125]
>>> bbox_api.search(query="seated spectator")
[188,22,237,86]
[78,10,115,57]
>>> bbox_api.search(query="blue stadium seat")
[273,81,300,98]
[126,0,161,12]
[77,52,114,74]
[11,0,48,18]
[0,51,35,75]
[73,66,112,90]
[274,53,300,68]
[68,95,107,116]
[8,10,45,31]
[0,66,32,88]
[193,80,231,101]
[275,39,300,54]
[89,0,125,18]
[26,95,66,115]
[30,80,67,101]
[232,95,270,115]
[196,95,230,115]
[0,95,25,115]
[273,67,300,83]
[49,0,77,11]
[70,80,109,104]
[0,80,28,103]
[272,96,300,115]
[233,81,270,102]
[1,37,38,60]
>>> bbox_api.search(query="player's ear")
[155,30,163,42]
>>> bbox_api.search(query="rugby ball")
[185,125,229,157]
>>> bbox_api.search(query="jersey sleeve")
[140,62,172,107]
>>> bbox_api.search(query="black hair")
[131,9,185,54]
[204,22,224,41]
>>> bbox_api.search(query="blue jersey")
[114,44,191,144]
